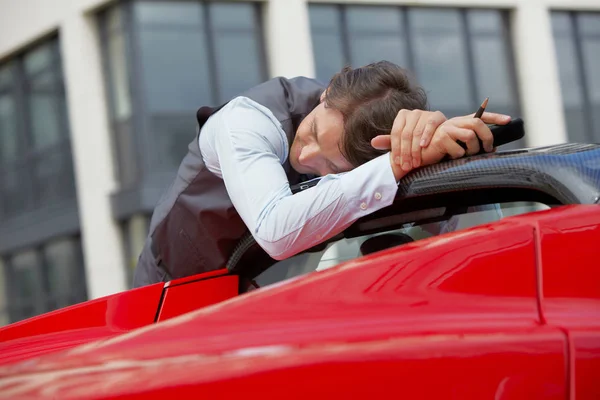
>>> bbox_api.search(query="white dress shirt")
[199,96,502,260]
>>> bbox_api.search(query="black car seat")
[359,233,414,256]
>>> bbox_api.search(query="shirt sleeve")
[200,96,399,260]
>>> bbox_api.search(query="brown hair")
[324,61,428,167]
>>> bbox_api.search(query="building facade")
[0,0,598,324]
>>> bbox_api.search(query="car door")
[155,268,238,322]
[538,205,600,400]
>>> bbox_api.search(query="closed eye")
[311,118,318,142]
[312,115,341,174]
[327,160,340,174]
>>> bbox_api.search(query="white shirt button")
[374,192,382,200]
[360,202,367,210]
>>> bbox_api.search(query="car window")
[253,202,550,288]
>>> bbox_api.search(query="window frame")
[99,0,269,221]
[0,39,74,212]
[552,10,600,143]
[0,35,80,255]
[309,4,523,143]
[2,235,87,324]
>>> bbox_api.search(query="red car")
[0,143,598,399]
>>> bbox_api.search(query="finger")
[400,112,420,171]
[411,112,442,168]
[371,135,391,150]
[411,117,427,168]
[480,112,511,125]
[455,118,494,153]
[411,127,422,169]
[462,112,511,125]
[420,111,446,148]
[470,118,494,152]
[446,126,480,155]
[440,134,466,159]
[389,112,406,166]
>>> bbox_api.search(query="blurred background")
[0,0,598,325]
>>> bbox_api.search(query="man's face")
[289,93,354,176]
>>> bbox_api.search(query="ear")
[320,89,327,103]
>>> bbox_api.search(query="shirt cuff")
[334,152,398,216]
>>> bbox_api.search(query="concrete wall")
[1,0,599,300]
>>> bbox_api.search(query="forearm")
[251,155,397,259]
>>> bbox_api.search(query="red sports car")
[0,143,598,399]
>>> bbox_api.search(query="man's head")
[289,61,428,176]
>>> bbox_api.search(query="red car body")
[0,203,598,399]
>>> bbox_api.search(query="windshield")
[253,201,550,289]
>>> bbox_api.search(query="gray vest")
[134,77,325,286]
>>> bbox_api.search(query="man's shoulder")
[221,96,276,116]
[235,76,325,124]
[214,96,284,133]
[203,96,289,162]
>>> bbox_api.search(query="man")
[133,61,510,287]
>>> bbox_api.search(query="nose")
[298,144,320,168]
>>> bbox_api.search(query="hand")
[420,112,511,167]
[371,109,447,172]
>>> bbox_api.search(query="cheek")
[296,119,310,142]
[291,131,304,153]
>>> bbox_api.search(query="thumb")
[371,135,392,150]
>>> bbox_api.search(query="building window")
[99,1,268,284]
[100,1,268,190]
[0,38,76,221]
[0,37,81,307]
[552,12,600,143]
[2,237,87,323]
[309,5,521,137]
